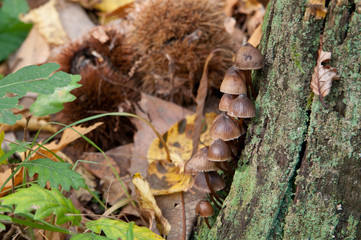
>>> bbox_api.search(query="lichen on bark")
[196,0,361,239]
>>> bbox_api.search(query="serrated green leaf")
[0,63,76,124]
[1,0,29,18]
[0,63,71,96]
[86,219,165,240]
[71,233,111,240]
[126,221,135,240]
[0,141,30,164]
[0,185,81,226]
[0,0,31,61]
[22,158,85,191]
[30,74,82,116]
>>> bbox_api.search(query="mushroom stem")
[245,70,256,98]
[209,194,222,209]
[205,172,223,204]
[204,217,212,229]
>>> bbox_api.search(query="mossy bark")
[197,0,361,239]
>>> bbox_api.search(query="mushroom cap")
[186,147,219,172]
[184,159,197,175]
[220,66,247,95]
[234,43,264,70]
[227,94,256,118]
[210,113,241,141]
[195,200,214,217]
[219,93,237,112]
[207,139,232,162]
[193,172,226,193]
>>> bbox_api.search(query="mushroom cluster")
[187,43,264,229]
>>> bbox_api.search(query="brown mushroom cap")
[220,66,247,95]
[234,43,264,70]
[184,159,197,175]
[209,112,241,141]
[193,172,226,193]
[227,94,256,118]
[186,147,219,172]
[195,200,214,217]
[219,93,237,112]
[207,139,232,162]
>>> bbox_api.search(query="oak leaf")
[310,48,338,108]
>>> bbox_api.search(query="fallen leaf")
[248,24,262,47]
[224,0,238,17]
[304,0,328,20]
[132,173,171,236]
[311,48,338,108]
[238,0,262,14]
[0,166,23,197]
[94,0,134,13]
[20,0,68,45]
[146,113,216,195]
[7,28,50,73]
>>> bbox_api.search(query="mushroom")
[234,43,264,98]
[208,139,233,174]
[193,171,225,208]
[219,93,237,112]
[210,112,242,141]
[195,200,214,229]
[227,94,256,118]
[220,65,247,95]
[185,147,219,173]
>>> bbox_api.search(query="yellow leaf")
[146,112,216,195]
[20,0,68,45]
[95,0,134,13]
[305,0,328,20]
[132,173,171,236]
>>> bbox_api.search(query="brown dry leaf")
[155,191,206,240]
[248,24,262,47]
[1,115,57,133]
[130,93,192,177]
[8,28,50,73]
[94,0,134,13]
[311,48,338,108]
[20,0,68,45]
[132,173,171,236]
[0,167,23,197]
[238,0,262,14]
[224,0,238,16]
[28,122,103,161]
[305,0,328,20]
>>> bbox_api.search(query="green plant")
[0,63,164,239]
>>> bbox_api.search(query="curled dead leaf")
[132,173,171,236]
[310,48,338,108]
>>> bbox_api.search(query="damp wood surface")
[197,0,361,239]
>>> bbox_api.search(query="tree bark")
[197,0,361,239]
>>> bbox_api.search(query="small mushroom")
[194,171,225,208]
[220,66,247,95]
[219,93,237,112]
[207,139,232,162]
[227,94,256,118]
[210,112,241,141]
[234,43,264,97]
[195,200,214,229]
[185,147,219,173]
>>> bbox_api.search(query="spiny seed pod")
[51,25,140,151]
[129,0,234,104]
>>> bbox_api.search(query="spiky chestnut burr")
[128,0,234,104]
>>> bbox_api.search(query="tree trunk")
[197,0,361,239]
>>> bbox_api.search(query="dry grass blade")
[192,49,233,157]
[310,46,338,109]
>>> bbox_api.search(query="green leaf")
[0,0,31,61]
[86,219,164,240]
[1,0,29,18]
[126,221,135,240]
[0,205,12,231]
[22,158,85,191]
[0,141,30,164]
[30,74,82,116]
[71,233,111,240]
[0,185,81,226]
[0,63,75,124]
